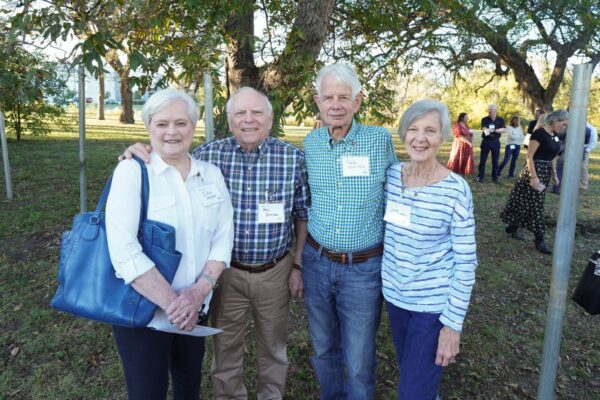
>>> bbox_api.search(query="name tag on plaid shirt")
[258,202,285,224]
[342,156,370,177]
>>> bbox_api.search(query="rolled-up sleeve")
[207,168,234,267]
[106,160,155,284]
[292,154,310,220]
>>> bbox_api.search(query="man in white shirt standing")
[581,121,598,190]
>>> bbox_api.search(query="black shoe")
[493,179,500,184]
[510,230,524,241]
[535,239,552,255]
[476,177,483,183]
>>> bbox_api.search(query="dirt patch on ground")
[0,233,59,264]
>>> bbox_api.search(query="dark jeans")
[498,144,521,178]
[112,326,206,400]
[387,302,443,400]
[478,139,500,181]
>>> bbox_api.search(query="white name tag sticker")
[384,201,412,227]
[196,184,224,207]
[258,202,285,224]
[342,156,370,177]
[510,145,516,150]
[553,136,560,142]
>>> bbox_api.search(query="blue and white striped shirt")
[382,162,477,332]
[303,121,397,251]
[192,136,310,264]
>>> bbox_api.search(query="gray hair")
[141,88,199,127]
[544,109,569,125]
[488,104,497,110]
[315,63,362,100]
[533,113,548,131]
[226,87,273,115]
[397,99,452,142]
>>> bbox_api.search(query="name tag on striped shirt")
[258,202,285,224]
[341,156,370,177]
[384,201,411,227]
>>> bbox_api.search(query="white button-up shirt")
[106,152,234,330]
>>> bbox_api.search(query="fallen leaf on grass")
[13,304,23,312]
[10,346,19,356]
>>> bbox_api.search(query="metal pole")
[203,72,214,143]
[537,63,593,400]
[0,112,13,199]
[78,64,87,212]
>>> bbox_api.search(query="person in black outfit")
[527,109,544,134]
[477,104,506,182]
[500,109,569,255]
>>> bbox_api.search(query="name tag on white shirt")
[258,202,285,224]
[510,145,516,150]
[196,184,224,207]
[384,201,412,227]
[342,156,370,177]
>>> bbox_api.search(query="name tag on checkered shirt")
[342,156,370,177]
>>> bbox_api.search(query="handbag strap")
[91,156,149,229]
[132,155,150,223]
[92,175,114,220]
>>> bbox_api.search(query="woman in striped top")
[383,99,478,400]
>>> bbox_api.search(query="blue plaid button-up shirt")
[192,136,309,264]
[303,121,397,252]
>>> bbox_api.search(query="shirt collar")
[149,151,195,177]
[234,136,270,157]
[325,119,360,144]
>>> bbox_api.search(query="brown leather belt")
[230,253,288,273]
[306,234,383,264]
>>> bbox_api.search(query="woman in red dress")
[447,112,475,175]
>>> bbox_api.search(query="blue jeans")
[478,139,500,181]
[498,144,521,178]
[386,302,443,400]
[302,243,383,400]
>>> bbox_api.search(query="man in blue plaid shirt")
[302,64,397,399]
[122,87,309,399]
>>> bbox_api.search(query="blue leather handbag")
[51,156,182,327]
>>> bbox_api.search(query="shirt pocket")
[148,194,178,227]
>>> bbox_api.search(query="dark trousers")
[498,144,521,178]
[478,139,500,181]
[112,326,206,400]
[387,302,443,400]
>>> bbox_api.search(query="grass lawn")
[1,115,599,399]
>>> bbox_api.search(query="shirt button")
[247,186,251,191]
[246,209,250,212]
[245,230,250,235]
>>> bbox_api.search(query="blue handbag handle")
[90,156,149,229]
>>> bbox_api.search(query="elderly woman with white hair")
[501,109,568,255]
[382,99,478,400]
[106,88,234,399]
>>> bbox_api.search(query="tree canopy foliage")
[7,0,600,132]
[0,24,71,140]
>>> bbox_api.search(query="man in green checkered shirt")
[302,63,397,399]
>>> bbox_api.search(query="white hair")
[226,87,273,115]
[141,88,199,127]
[397,99,452,142]
[315,63,362,100]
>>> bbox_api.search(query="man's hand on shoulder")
[118,143,153,163]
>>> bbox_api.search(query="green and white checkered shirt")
[303,121,397,252]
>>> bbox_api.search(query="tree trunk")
[97,71,105,120]
[119,75,134,124]
[106,51,135,124]
[15,102,21,141]
[224,0,336,131]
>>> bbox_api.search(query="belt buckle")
[341,253,347,264]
